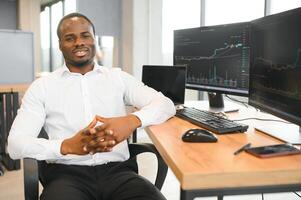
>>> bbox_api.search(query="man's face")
[59,17,96,68]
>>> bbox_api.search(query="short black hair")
[57,12,95,39]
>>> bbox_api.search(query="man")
[8,13,175,200]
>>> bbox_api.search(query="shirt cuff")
[48,139,65,158]
[131,111,149,128]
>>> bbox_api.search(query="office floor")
[1,130,301,200]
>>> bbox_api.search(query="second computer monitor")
[249,7,301,144]
[142,65,186,105]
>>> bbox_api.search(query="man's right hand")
[60,119,115,155]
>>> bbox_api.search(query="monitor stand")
[207,92,240,113]
[255,124,301,145]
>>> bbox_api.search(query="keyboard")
[176,107,249,134]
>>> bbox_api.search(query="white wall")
[124,0,163,80]
[18,0,41,74]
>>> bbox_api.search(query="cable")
[293,191,301,198]
[224,95,261,111]
[261,193,264,200]
[225,94,249,108]
[233,117,292,124]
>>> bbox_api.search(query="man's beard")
[64,56,94,68]
[71,59,93,68]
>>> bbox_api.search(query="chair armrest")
[23,143,168,199]
[129,143,168,190]
[23,158,39,200]
[0,164,4,176]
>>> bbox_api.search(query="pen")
[234,143,251,155]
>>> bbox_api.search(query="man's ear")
[59,40,62,51]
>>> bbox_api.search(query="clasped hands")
[61,115,141,155]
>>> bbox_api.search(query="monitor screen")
[173,22,251,97]
[249,8,301,125]
[142,65,186,105]
[249,7,301,127]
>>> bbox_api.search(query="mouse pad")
[245,144,301,158]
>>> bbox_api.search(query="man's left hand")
[86,114,141,153]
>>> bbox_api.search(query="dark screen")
[142,65,186,105]
[173,22,251,96]
[249,7,301,126]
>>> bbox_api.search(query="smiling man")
[8,13,175,200]
[57,14,96,74]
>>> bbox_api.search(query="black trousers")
[39,158,166,200]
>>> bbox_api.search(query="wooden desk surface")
[0,84,30,93]
[145,108,301,190]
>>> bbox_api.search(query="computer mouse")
[182,129,218,143]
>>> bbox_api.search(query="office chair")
[23,130,168,200]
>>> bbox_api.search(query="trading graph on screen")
[174,22,251,96]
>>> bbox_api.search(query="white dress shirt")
[8,64,175,166]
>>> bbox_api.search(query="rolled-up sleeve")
[120,70,176,127]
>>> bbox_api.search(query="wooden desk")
[0,84,29,93]
[145,107,301,200]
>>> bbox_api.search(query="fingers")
[80,116,116,155]
[85,137,116,154]
[95,115,107,123]
[93,124,114,138]
[95,124,106,132]
[81,123,112,137]
[81,127,96,136]
[87,117,97,128]
[85,115,107,132]
[104,129,114,136]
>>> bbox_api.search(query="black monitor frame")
[173,22,251,110]
[142,65,187,105]
[249,7,301,144]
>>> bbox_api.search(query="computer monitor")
[142,65,186,105]
[249,7,301,144]
[173,22,251,111]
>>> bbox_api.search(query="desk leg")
[180,188,224,200]
[180,189,194,200]
[180,189,187,200]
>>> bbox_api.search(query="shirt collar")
[59,62,103,77]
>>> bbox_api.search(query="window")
[64,0,77,15]
[99,36,114,67]
[204,0,264,26]
[40,0,76,72]
[162,0,200,54]
[161,0,265,62]
[269,0,301,15]
[50,1,63,71]
[40,7,50,72]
